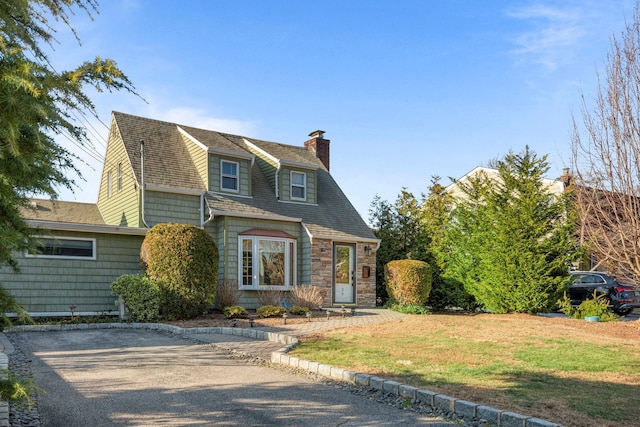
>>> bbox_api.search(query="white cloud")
[506,3,586,70]
[149,107,259,136]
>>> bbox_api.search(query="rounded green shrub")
[289,305,310,315]
[256,305,287,318]
[223,305,248,319]
[384,259,432,306]
[110,274,161,321]
[141,223,219,319]
[557,291,617,322]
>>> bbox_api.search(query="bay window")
[239,234,296,289]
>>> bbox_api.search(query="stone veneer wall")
[356,242,376,308]
[309,239,376,308]
[309,239,333,306]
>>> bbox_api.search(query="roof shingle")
[111,112,375,241]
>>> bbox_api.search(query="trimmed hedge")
[110,274,161,321]
[141,223,219,319]
[385,259,432,306]
[256,305,287,318]
[223,305,248,319]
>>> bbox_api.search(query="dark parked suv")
[568,271,640,316]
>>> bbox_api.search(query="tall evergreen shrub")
[443,148,577,313]
[141,223,218,319]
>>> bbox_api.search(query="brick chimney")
[560,167,572,189]
[304,130,330,171]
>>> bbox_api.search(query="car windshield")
[574,274,606,284]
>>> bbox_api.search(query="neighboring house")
[445,166,565,199]
[446,166,604,271]
[0,112,379,316]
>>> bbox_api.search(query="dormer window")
[291,171,306,200]
[221,160,239,192]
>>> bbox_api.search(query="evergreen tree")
[0,0,136,269]
[444,148,577,313]
[394,188,428,260]
[420,177,476,310]
[370,182,471,308]
[369,195,400,303]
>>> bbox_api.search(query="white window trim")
[221,160,240,192]
[26,236,96,260]
[238,235,297,290]
[290,171,306,201]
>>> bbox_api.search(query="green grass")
[515,338,640,372]
[290,315,640,426]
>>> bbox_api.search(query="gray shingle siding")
[0,231,144,315]
[144,190,201,226]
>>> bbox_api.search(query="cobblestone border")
[267,335,562,427]
[0,351,8,427]
[2,323,560,427]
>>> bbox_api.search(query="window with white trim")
[291,171,306,200]
[27,237,96,260]
[239,236,296,289]
[221,160,239,192]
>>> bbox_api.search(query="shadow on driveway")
[10,329,455,427]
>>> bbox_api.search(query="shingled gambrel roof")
[206,163,376,241]
[113,112,205,190]
[178,125,252,158]
[112,112,375,242]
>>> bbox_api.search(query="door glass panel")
[259,240,285,286]
[242,238,253,286]
[335,246,351,284]
[335,244,354,304]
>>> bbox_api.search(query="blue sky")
[49,0,636,222]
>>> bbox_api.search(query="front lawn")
[290,313,640,427]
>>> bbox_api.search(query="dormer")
[207,147,254,196]
[277,160,320,204]
[243,133,327,205]
[176,126,255,197]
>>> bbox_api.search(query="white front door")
[334,243,355,304]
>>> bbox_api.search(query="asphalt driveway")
[10,329,455,426]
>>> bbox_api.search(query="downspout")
[140,140,150,228]
[275,162,281,199]
[201,192,215,227]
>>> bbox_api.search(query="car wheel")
[614,307,633,316]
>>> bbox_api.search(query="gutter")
[208,209,301,223]
[275,163,280,199]
[26,220,147,236]
[301,223,380,248]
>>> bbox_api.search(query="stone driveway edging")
[0,351,8,427]
[270,343,561,427]
[2,322,561,427]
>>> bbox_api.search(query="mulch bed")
[164,310,322,329]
